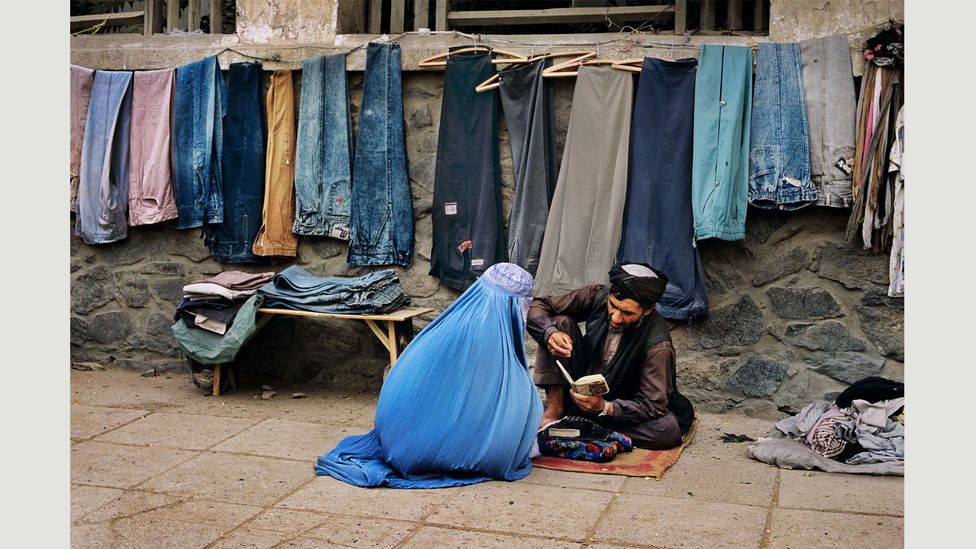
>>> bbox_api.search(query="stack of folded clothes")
[257,265,409,314]
[176,271,274,334]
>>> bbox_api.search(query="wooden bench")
[208,306,434,396]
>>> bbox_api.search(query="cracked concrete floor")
[70,369,903,548]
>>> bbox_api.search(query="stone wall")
[69,0,905,418]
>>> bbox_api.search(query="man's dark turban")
[608,263,669,308]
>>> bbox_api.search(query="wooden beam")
[167,0,180,33]
[674,0,687,34]
[436,0,447,31]
[187,0,200,32]
[727,0,743,30]
[390,0,406,33]
[145,0,162,35]
[414,0,427,31]
[369,0,382,33]
[209,0,222,34]
[70,10,146,29]
[446,5,671,26]
[700,0,715,31]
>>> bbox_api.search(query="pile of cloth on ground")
[747,376,904,475]
[257,265,408,314]
[537,416,634,463]
[176,271,274,334]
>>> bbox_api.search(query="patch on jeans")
[835,157,853,176]
[457,240,473,253]
[471,258,484,267]
[445,202,458,215]
[329,224,350,240]
[781,176,805,187]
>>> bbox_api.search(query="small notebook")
[555,360,610,396]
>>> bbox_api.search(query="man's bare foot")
[539,413,563,430]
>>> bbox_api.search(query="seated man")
[527,263,695,449]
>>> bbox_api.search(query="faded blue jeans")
[749,43,817,210]
[257,266,406,313]
[75,70,132,245]
[207,62,266,263]
[347,42,414,267]
[294,54,353,238]
[173,55,227,229]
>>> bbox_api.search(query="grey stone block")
[782,321,866,352]
[767,287,842,319]
[116,271,151,308]
[71,316,90,346]
[89,311,133,344]
[140,262,186,276]
[727,357,789,398]
[409,104,432,127]
[71,266,117,314]
[751,247,809,287]
[805,351,886,384]
[687,296,764,349]
[817,242,889,290]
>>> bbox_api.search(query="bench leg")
[213,364,222,397]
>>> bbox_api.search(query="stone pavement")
[70,369,904,548]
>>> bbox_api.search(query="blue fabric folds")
[315,263,543,488]
[257,265,408,314]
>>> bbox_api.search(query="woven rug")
[532,418,698,478]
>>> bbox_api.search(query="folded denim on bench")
[257,265,409,314]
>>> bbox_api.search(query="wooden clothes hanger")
[611,58,644,73]
[542,53,621,78]
[475,50,596,93]
[417,46,527,68]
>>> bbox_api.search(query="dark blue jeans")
[294,54,353,238]
[619,57,708,321]
[429,50,504,290]
[347,42,414,267]
[75,70,132,245]
[258,266,406,314]
[173,55,227,229]
[207,62,266,263]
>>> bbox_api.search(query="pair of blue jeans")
[75,70,132,245]
[347,43,414,267]
[257,265,407,314]
[749,43,818,210]
[618,57,708,321]
[206,62,266,263]
[173,55,227,229]
[293,54,353,238]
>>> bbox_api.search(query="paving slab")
[73,491,182,525]
[208,527,296,549]
[138,452,314,506]
[93,412,258,450]
[619,453,778,507]
[303,514,419,546]
[70,485,124,523]
[71,370,200,411]
[766,508,904,548]
[520,466,627,493]
[212,418,363,461]
[593,494,767,548]
[247,508,328,534]
[778,469,904,515]
[425,481,613,540]
[72,517,228,548]
[682,413,776,461]
[71,405,148,441]
[278,476,459,522]
[402,525,582,548]
[70,441,196,488]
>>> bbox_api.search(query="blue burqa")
[315,263,543,488]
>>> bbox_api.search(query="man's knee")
[627,414,682,450]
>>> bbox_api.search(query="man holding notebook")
[527,263,695,450]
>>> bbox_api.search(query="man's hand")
[570,389,607,415]
[546,331,574,358]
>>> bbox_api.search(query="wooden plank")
[258,307,434,322]
[209,0,222,34]
[674,0,687,34]
[167,0,180,32]
[436,0,447,31]
[187,0,200,32]
[727,0,743,30]
[446,5,670,26]
[414,0,427,30]
[369,0,382,33]
[145,0,162,35]
[700,0,715,31]
[70,10,145,29]
[754,0,767,32]
[390,0,406,33]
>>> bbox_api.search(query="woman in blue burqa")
[314,263,543,488]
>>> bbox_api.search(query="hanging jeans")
[800,33,857,208]
[534,65,633,298]
[128,68,179,226]
[749,43,817,210]
[173,55,227,229]
[348,42,414,267]
[253,69,299,257]
[619,57,707,321]
[691,45,753,241]
[76,70,132,245]
[70,64,95,213]
[293,54,353,239]
[429,49,504,290]
[207,62,266,263]
[498,58,559,276]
